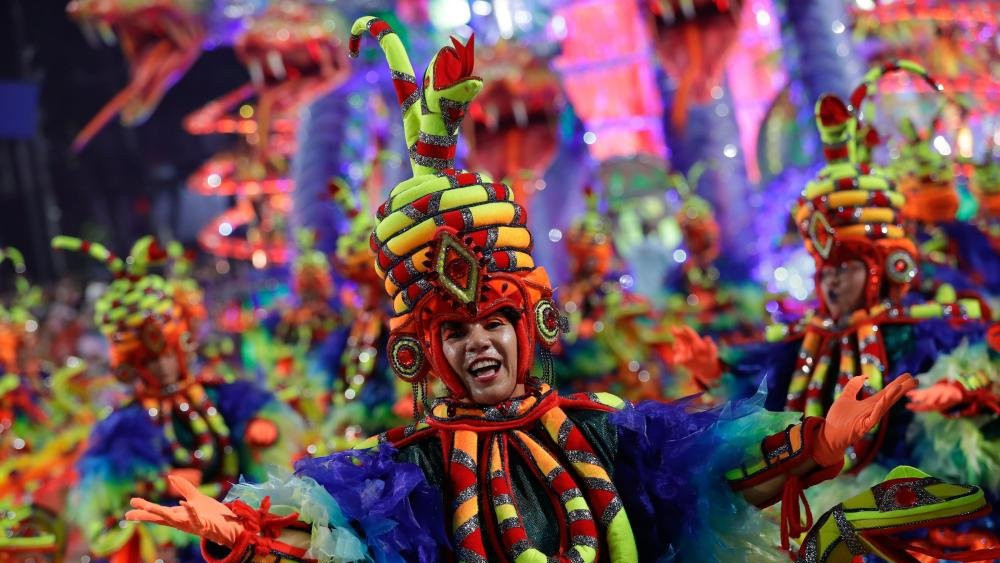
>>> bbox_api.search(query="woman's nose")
[466,324,491,351]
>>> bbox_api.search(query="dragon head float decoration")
[67,0,207,150]
[646,0,743,128]
[464,43,563,204]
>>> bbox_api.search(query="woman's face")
[819,259,869,319]
[440,312,521,404]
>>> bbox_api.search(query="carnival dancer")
[55,235,302,563]
[123,23,1000,563]
[258,229,342,427]
[725,63,996,488]
[315,176,406,451]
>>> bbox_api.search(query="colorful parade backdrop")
[1,0,998,560]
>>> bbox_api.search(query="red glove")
[813,373,916,467]
[664,325,721,387]
[906,381,965,413]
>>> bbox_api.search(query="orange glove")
[244,418,279,448]
[666,325,721,387]
[126,475,246,547]
[906,382,965,413]
[813,373,916,467]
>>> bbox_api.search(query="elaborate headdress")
[51,236,191,389]
[291,229,333,301]
[327,177,380,288]
[166,241,207,329]
[564,187,614,276]
[350,17,560,399]
[794,61,939,313]
[895,111,959,224]
[670,163,720,269]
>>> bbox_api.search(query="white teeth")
[470,359,500,373]
[512,100,528,128]
[248,59,265,86]
[98,21,117,45]
[266,50,286,80]
[81,22,100,48]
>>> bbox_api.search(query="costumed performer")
[55,235,303,563]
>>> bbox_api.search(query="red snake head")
[67,0,206,151]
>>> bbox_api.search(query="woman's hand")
[166,468,202,497]
[664,326,721,386]
[906,382,965,412]
[126,475,246,547]
[814,373,916,467]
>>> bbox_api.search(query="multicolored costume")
[55,236,301,563]
[663,165,764,344]
[146,26,1000,563]
[727,63,996,483]
[317,177,404,449]
[0,247,47,459]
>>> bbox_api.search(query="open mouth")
[468,358,503,381]
[68,2,206,150]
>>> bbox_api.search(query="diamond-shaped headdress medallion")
[808,211,835,260]
[434,232,480,304]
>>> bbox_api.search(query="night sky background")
[1,0,248,280]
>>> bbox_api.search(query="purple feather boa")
[294,444,449,563]
[78,404,169,480]
[610,397,766,560]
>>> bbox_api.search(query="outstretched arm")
[127,476,310,563]
[726,374,915,548]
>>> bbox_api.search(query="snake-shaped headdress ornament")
[350,17,560,398]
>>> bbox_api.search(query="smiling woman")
[441,311,521,404]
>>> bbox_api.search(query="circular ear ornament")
[534,299,560,346]
[885,250,917,284]
[113,363,139,384]
[140,320,167,354]
[389,335,426,382]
